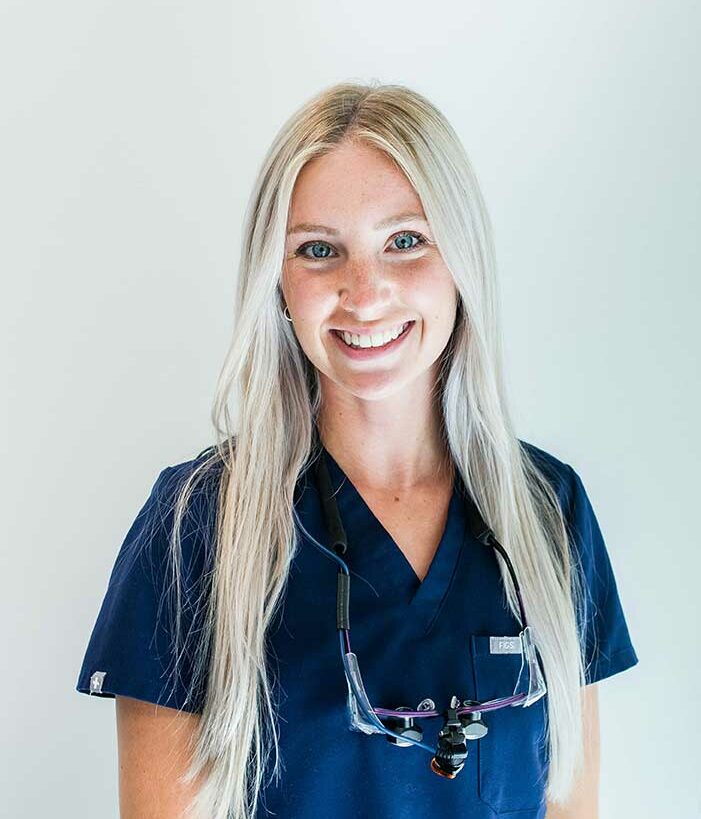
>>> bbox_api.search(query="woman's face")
[281,140,458,402]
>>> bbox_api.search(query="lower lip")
[330,321,416,360]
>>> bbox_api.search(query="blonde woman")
[76,82,639,819]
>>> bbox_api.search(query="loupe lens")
[343,651,385,734]
[511,626,547,707]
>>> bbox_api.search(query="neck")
[315,376,453,491]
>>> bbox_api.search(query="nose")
[338,259,394,319]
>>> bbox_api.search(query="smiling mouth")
[330,320,416,358]
[332,321,414,350]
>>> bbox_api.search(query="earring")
[283,305,293,322]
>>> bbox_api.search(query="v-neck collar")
[318,446,468,634]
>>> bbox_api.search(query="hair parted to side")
[161,80,589,818]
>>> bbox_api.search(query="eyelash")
[294,230,429,261]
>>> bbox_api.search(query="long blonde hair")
[162,81,588,817]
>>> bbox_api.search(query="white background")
[1,1,699,816]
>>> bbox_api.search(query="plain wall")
[1,1,699,816]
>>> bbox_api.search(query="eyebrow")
[286,211,428,237]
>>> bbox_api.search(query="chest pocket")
[470,634,548,814]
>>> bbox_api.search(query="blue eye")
[296,241,335,260]
[391,231,426,251]
[295,231,428,261]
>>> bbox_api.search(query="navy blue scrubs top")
[76,441,639,817]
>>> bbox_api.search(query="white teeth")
[338,322,409,349]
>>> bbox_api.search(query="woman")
[76,82,639,818]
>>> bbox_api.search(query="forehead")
[287,142,425,227]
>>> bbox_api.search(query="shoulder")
[517,438,605,543]
[157,443,225,489]
[152,446,226,518]
[518,438,580,513]
[130,446,226,575]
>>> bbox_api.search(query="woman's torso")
[258,446,550,818]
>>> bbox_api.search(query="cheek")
[283,270,325,319]
[411,270,458,323]
[294,296,330,332]
[284,278,333,352]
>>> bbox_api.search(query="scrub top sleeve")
[75,465,213,713]
[565,464,640,685]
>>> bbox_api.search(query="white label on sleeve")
[89,671,107,693]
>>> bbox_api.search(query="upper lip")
[332,320,413,336]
